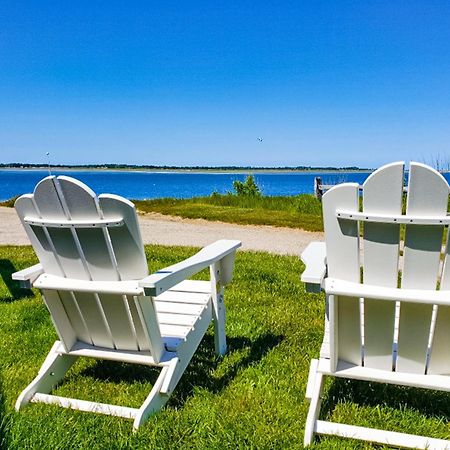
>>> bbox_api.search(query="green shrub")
[232,175,261,197]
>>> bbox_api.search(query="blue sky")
[1,1,450,168]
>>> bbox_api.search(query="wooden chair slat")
[397,163,448,374]
[99,194,148,281]
[97,294,140,351]
[15,194,65,277]
[362,162,404,370]
[323,184,361,367]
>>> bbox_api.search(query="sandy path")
[0,206,323,255]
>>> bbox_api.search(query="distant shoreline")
[0,165,373,174]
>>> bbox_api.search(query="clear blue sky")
[1,1,450,168]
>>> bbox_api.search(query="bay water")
[0,169,385,201]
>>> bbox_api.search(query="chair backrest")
[323,162,450,375]
[15,176,164,359]
[15,175,148,281]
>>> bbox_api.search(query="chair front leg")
[210,262,227,355]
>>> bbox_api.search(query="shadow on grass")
[321,377,450,422]
[77,332,283,408]
[0,259,33,302]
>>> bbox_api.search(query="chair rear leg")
[16,341,78,410]
[304,359,325,447]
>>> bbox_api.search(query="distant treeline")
[0,163,369,171]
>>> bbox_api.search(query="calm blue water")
[0,169,394,201]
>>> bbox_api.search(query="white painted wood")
[219,251,237,285]
[34,274,144,296]
[60,341,159,366]
[31,394,139,419]
[304,359,325,446]
[170,279,212,293]
[126,296,152,352]
[56,176,120,281]
[99,194,148,280]
[23,217,124,228]
[32,177,91,280]
[211,262,227,355]
[140,240,241,296]
[155,289,211,304]
[301,162,450,447]
[323,184,361,368]
[160,358,180,395]
[336,210,450,225]
[359,161,403,379]
[429,226,450,374]
[315,421,450,449]
[300,241,327,287]
[428,304,450,375]
[97,294,140,351]
[12,263,44,288]
[157,312,197,326]
[70,292,114,349]
[133,364,170,430]
[14,175,240,429]
[15,342,78,410]
[159,324,191,338]
[134,295,164,363]
[337,296,361,366]
[320,314,330,359]
[153,300,205,316]
[397,163,448,374]
[325,278,450,307]
[15,193,65,277]
[322,184,360,281]
[41,290,77,352]
[327,294,340,371]
[57,290,92,345]
[361,161,403,288]
[305,358,319,400]
[318,358,450,391]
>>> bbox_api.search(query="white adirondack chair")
[12,175,241,429]
[302,162,450,448]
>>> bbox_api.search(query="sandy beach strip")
[0,206,323,256]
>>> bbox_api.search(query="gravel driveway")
[0,206,323,255]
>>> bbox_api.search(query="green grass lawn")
[0,246,449,449]
[133,194,324,231]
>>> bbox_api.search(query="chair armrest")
[12,264,44,288]
[300,242,327,293]
[139,239,242,296]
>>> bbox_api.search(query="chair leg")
[133,358,184,430]
[210,263,227,356]
[15,341,78,411]
[213,288,227,356]
[304,360,325,447]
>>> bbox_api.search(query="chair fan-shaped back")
[323,162,450,374]
[15,175,148,281]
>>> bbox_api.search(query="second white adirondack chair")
[12,175,241,429]
[302,162,450,448]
